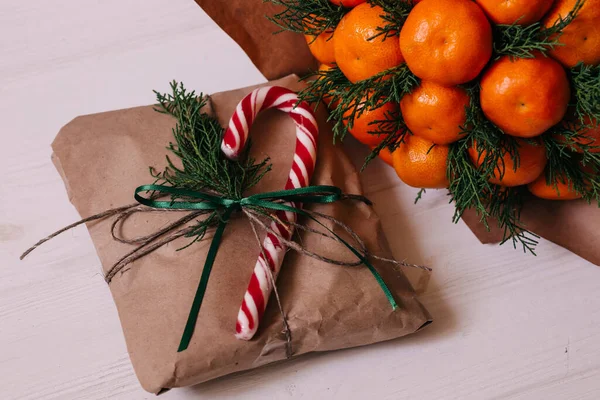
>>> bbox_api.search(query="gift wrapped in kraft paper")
[51,75,431,393]
[194,0,600,266]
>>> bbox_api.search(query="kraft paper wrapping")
[51,76,431,393]
[193,0,600,266]
[194,0,318,80]
[462,199,600,265]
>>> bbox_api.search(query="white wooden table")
[2,1,600,399]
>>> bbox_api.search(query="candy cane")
[221,86,319,340]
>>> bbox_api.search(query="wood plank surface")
[2,1,599,399]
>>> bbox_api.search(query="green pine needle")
[493,0,584,59]
[414,188,426,204]
[299,64,419,143]
[266,0,346,36]
[493,22,560,59]
[361,117,408,170]
[544,125,600,206]
[447,84,540,253]
[368,0,414,41]
[570,62,600,124]
[151,81,272,243]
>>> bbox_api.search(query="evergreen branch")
[543,0,585,38]
[368,0,414,40]
[299,64,419,142]
[461,83,521,181]
[570,62,600,124]
[448,83,538,253]
[487,186,539,254]
[447,139,492,228]
[546,122,600,165]
[362,119,409,170]
[447,141,539,254]
[414,188,426,204]
[298,65,350,108]
[545,125,600,205]
[493,22,560,59]
[493,0,584,59]
[265,0,346,36]
[151,81,272,241]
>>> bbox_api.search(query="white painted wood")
[2,1,599,399]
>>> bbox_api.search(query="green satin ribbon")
[134,184,398,352]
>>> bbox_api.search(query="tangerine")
[543,0,600,67]
[528,171,583,200]
[399,0,493,86]
[316,64,341,109]
[305,31,335,66]
[400,81,470,145]
[343,99,398,146]
[375,146,394,166]
[334,4,404,83]
[480,55,571,138]
[475,0,553,25]
[468,139,548,186]
[393,135,449,189]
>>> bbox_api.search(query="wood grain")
[2,0,600,399]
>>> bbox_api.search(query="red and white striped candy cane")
[221,86,319,340]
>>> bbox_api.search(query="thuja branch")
[543,0,585,37]
[447,140,492,227]
[461,83,521,180]
[299,64,419,142]
[493,22,560,59]
[447,141,539,254]
[449,84,538,253]
[299,65,350,107]
[493,0,584,59]
[152,81,272,242]
[362,117,409,170]
[570,62,600,124]
[266,0,346,36]
[487,186,539,254]
[369,0,414,40]
[544,126,600,206]
[153,82,271,198]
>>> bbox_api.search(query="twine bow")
[21,184,431,357]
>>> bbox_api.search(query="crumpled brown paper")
[462,198,600,266]
[51,75,431,393]
[193,0,600,267]
[194,0,318,80]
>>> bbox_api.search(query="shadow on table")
[181,141,455,398]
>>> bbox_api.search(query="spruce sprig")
[493,0,584,59]
[151,81,272,242]
[266,0,346,36]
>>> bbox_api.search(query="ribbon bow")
[134,184,398,352]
